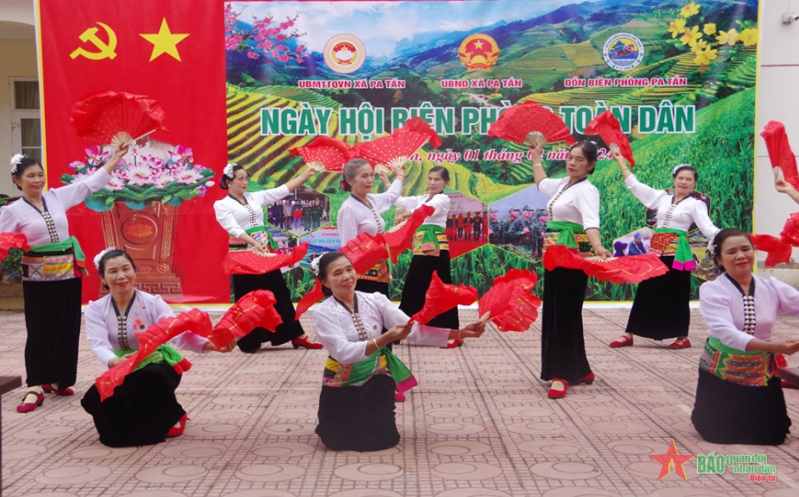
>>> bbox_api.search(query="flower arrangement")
[60,145,215,211]
[667,1,758,68]
[224,3,307,64]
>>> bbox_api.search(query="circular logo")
[603,33,644,71]
[458,34,500,72]
[323,34,366,74]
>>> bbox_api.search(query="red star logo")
[468,39,491,58]
[650,439,695,480]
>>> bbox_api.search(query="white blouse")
[699,274,799,352]
[0,168,110,245]
[625,174,719,237]
[85,290,208,367]
[538,177,600,229]
[312,291,450,364]
[337,180,403,244]
[213,185,290,238]
[394,193,450,228]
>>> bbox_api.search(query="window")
[11,79,42,163]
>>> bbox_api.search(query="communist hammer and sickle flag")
[69,22,117,60]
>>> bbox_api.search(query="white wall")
[0,0,36,197]
[756,0,799,280]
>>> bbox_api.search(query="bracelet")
[533,163,544,168]
[372,338,379,349]
[458,329,462,341]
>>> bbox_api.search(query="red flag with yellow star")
[36,0,228,303]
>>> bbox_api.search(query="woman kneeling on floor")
[692,228,799,445]
[312,252,486,451]
[81,249,232,447]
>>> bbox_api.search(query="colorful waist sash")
[22,237,86,282]
[229,226,278,252]
[113,344,191,375]
[699,337,774,387]
[413,225,447,256]
[543,221,592,258]
[359,259,391,283]
[323,348,418,393]
[651,228,693,271]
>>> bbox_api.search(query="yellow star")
[140,18,189,62]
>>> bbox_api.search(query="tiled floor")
[2,307,799,497]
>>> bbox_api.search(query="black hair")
[316,252,350,297]
[569,141,598,175]
[11,156,43,191]
[98,249,137,289]
[672,164,698,181]
[429,166,450,182]
[341,159,372,192]
[712,228,754,273]
[220,164,246,190]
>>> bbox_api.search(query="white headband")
[223,163,236,178]
[10,154,26,174]
[310,254,324,277]
[94,247,116,270]
[672,163,692,175]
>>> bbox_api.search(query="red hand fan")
[543,245,668,284]
[384,204,435,263]
[206,290,283,349]
[289,136,353,172]
[585,110,635,168]
[488,101,576,147]
[223,242,309,275]
[355,117,442,167]
[761,121,799,191]
[751,234,792,268]
[0,232,29,261]
[478,269,541,332]
[295,280,325,321]
[410,272,478,325]
[72,91,167,149]
[339,233,389,275]
[95,308,212,401]
[780,213,799,247]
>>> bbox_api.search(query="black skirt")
[355,279,389,298]
[540,267,591,382]
[626,256,691,339]
[81,363,185,448]
[692,368,791,445]
[22,277,82,388]
[316,375,400,451]
[399,251,459,329]
[232,270,304,352]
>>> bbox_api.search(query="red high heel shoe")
[668,338,691,349]
[17,391,45,413]
[167,414,189,438]
[41,384,74,396]
[292,336,323,349]
[573,372,595,385]
[609,335,633,348]
[442,339,463,349]
[547,379,569,399]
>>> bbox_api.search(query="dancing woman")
[336,158,405,297]
[312,252,485,451]
[394,167,461,347]
[81,249,233,447]
[609,154,720,349]
[692,228,799,445]
[214,163,322,352]
[0,147,126,413]
[530,141,612,399]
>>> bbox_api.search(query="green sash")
[416,224,446,250]
[29,236,85,267]
[113,344,186,373]
[245,225,278,251]
[545,221,585,248]
[654,227,693,271]
[323,347,418,393]
[699,337,773,387]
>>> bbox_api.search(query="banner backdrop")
[37,0,758,303]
